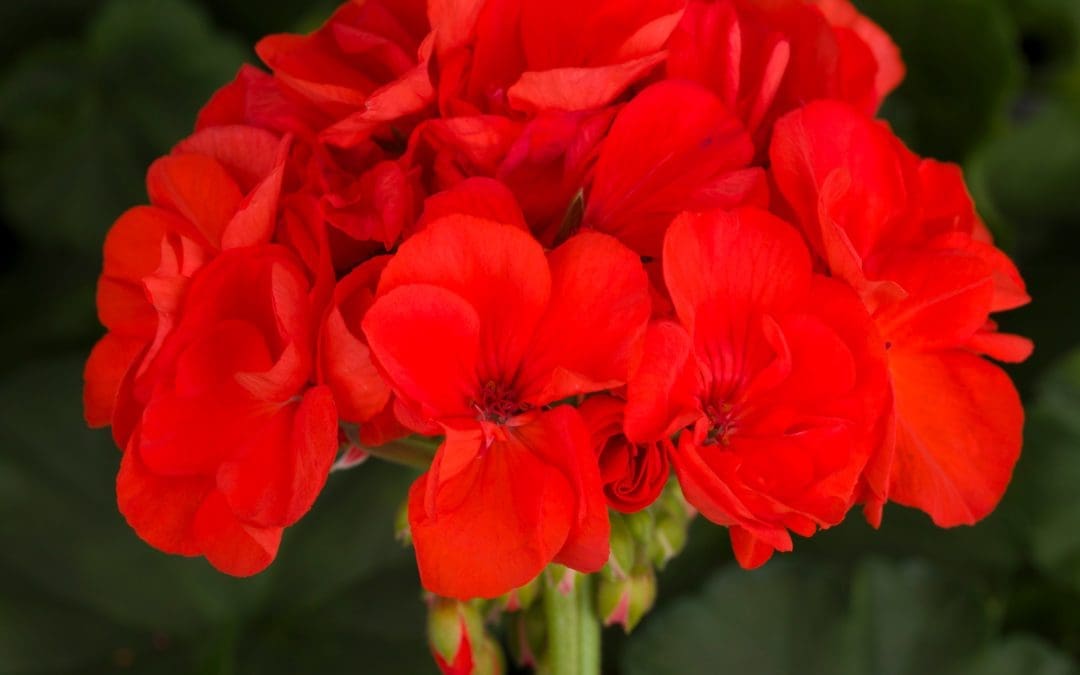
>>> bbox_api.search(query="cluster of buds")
[598,482,693,632]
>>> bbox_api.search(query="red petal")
[363,284,482,421]
[728,526,776,570]
[663,207,812,334]
[217,386,338,527]
[524,406,610,573]
[507,54,667,113]
[519,231,650,405]
[376,217,550,385]
[221,141,289,249]
[84,334,145,428]
[872,248,995,352]
[584,80,759,256]
[146,154,244,250]
[408,425,576,599]
[173,125,281,192]
[887,349,1024,526]
[624,321,699,443]
[416,177,528,232]
[192,491,283,577]
[319,258,393,423]
[770,100,908,260]
[117,439,210,556]
[670,432,793,553]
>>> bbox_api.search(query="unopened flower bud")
[394,498,411,546]
[607,513,635,579]
[428,599,483,674]
[598,567,657,633]
[507,604,547,668]
[652,513,689,570]
[500,574,542,612]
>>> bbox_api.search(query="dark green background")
[1,0,1078,672]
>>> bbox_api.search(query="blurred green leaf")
[967,105,1080,251]
[0,354,430,673]
[0,0,247,253]
[858,0,1021,161]
[622,559,990,675]
[1010,350,1080,594]
[960,636,1079,675]
[0,0,99,65]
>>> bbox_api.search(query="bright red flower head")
[116,246,338,576]
[668,0,903,147]
[770,100,1031,527]
[362,201,651,598]
[626,207,889,568]
[84,125,290,437]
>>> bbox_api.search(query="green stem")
[544,570,602,675]
[361,434,438,471]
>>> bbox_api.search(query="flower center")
[473,381,529,424]
[703,402,738,446]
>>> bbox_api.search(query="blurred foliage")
[0,0,1077,673]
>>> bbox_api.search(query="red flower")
[84,125,290,439]
[362,205,651,598]
[770,100,1031,526]
[582,80,766,257]
[116,247,338,576]
[626,207,890,568]
[668,0,903,146]
[579,395,672,514]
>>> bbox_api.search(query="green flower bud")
[597,566,658,634]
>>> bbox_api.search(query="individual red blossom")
[116,247,338,576]
[667,0,903,148]
[582,80,766,257]
[578,395,671,514]
[362,207,651,598]
[626,207,890,568]
[769,100,1031,527]
[84,125,290,438]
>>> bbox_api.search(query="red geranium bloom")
[668,0,903,147]
[626,207,889,568]
[770,100,1032,527]
[84,125,290,438]
[578,395,672,514]
[117,247,338,576]
[362,207,651,598]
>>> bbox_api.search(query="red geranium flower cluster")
[85,0,1030,601]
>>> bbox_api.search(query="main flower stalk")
[543,571,601,675]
